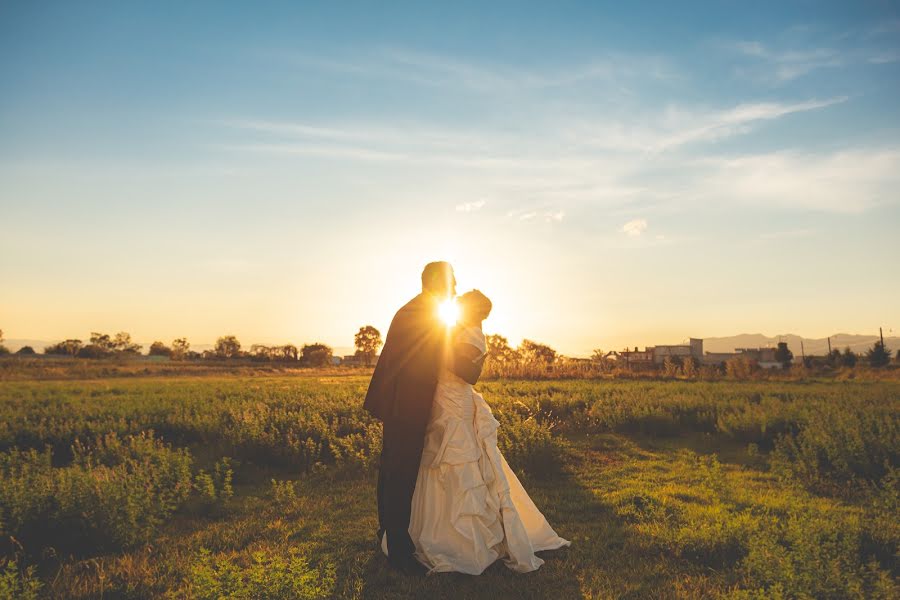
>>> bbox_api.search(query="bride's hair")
[458,289,492,323]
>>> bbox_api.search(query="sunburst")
[438,298,460,327]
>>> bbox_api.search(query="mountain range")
[699,333,897,356]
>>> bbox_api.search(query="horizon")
[3,328,896,359]
[2,2,899,357]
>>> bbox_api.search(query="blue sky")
[1,1,899,355]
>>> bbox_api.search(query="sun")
[438,298,460,327]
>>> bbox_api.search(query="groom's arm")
[450,343,486,385]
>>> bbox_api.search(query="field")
[1,372,898,599]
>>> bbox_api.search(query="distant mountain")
[701,333,899,356]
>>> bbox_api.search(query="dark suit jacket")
[363,293,448,430]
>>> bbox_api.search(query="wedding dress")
[381,324,570,574]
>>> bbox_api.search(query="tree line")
[1,327,896,370]
[0,326,386,368]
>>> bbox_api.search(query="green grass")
[0,375,897,598]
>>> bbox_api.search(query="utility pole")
[880,327,885,346]
[801,340,806,360]
[827,337,832,354]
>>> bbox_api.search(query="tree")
[15,346,36,355]
[663,356,681,378]
[301,343,333,367]
[827,348,842,366]
[171,338,190,360]
[0,329,7,355]
[281,344,298,361]
[77,344,111,359]
[774,342,793,369]
[682,356,698,378]
[841,347,858,367]
[865,339,892,368]
[354,325,382,366]
[214,335,242,359]
[90,332,114,352]
[485,335,520,365]
[250,344,270,360]
[113,332,141,354]
[519,339,557,364]
[590,348,615,373]
[44,339,83,356]
[148,341,172,357]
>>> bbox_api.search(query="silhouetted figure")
[364,261,456,575]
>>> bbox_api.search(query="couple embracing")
[363,261,570,576]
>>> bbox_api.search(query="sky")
[1,1,899,356]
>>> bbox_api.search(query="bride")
[381,289,570,574]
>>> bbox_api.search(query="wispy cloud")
[692,149,900,213]
[225,94,845,166]
[644,97,847,151]
[622,218,648,236]
[758,228,814,240]
[507,208,566,223]
[456,199,486,212]
[731,40,844,82]
[274,46,678,94]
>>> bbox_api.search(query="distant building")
[340,354,379,367]
[611,337,781,369]
[613,346,655,369]
[653,338,704,364]
[735,347,780,369]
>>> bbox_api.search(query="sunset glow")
[439,299,460,328]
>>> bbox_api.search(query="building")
[611,337,782,369]
[735,347,780,369]
[653,338,704,364]
[612,346,655,369]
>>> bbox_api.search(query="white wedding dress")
[381,325,570,574]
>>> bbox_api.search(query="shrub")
[188,548,335,600]
[496,410,562,478]
[0,432,193,554]
[737,506,897,599]
[270,479,298,504]
[0,559,41,600]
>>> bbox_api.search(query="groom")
[363,261,455,574]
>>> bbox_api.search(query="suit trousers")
[377,417,426,562]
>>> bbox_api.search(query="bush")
[0,432,193,554]
[0,559,41,600]
[188,548,335,600]
[737,506,897,599]
[496,409,562,478]
[770,399,899,496]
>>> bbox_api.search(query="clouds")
[217,92,895,218]
[693,149,900,214]
[456,200,486,212]
[724,25,900,84]
[622,218,648,236]
[216,30,900,227]
[277,46,678,95]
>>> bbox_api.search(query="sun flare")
[438,299,460,327]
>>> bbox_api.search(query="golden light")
[438,298,460,327]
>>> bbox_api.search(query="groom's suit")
[364,292,448,566]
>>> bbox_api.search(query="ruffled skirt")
[381,379,570,574]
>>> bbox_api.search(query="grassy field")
[0,374,897,599]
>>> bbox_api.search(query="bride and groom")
[363,261,570,576]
